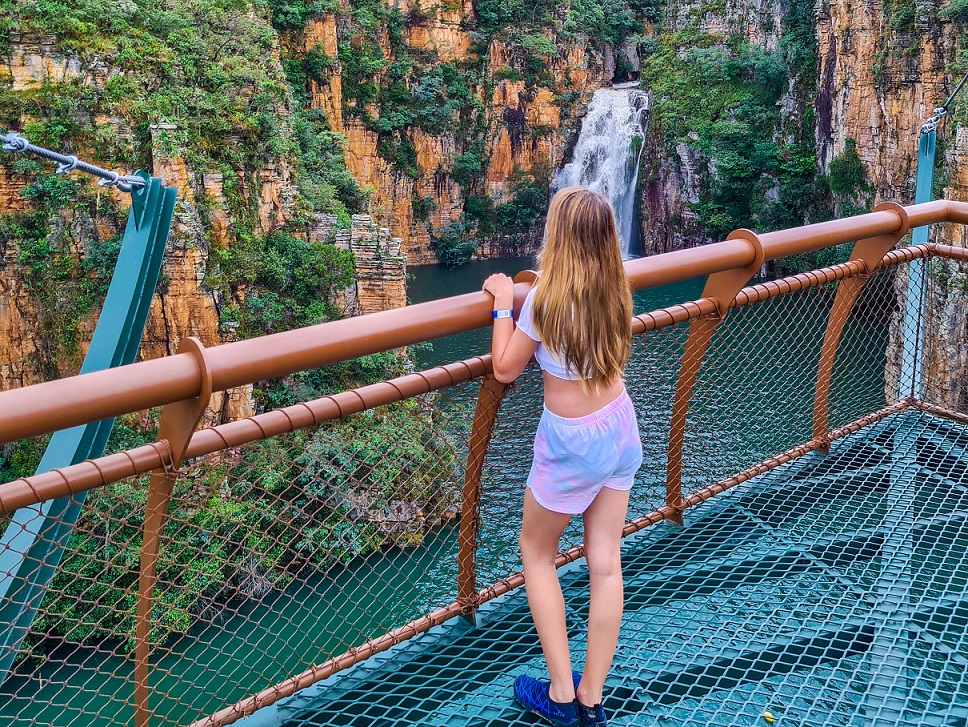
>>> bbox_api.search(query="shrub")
[828,138,867,196]
[431,221,477,267]
[940,0,968,22]
[451,140,487,187]
[412,196,436,223]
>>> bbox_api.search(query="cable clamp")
[97,170,121,188]
[55,155,79,175]
[1,132,28,153]
[920,107,947,135]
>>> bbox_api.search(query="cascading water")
[552,87,649,257]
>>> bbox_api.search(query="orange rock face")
[288,7,611,265]
[6,34,87,91]
[815,1,951,207]
[401,0,474,61]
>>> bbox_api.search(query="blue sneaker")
[577,700,607,726]
[513,673,580,726]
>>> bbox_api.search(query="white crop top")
[516,288,583,381]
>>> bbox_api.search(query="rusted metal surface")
[3,201,967,447]
[457,375,509,618]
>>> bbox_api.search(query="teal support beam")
[0,171,175,681]
[899,130,936,399]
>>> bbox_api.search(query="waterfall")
[552,88,649,258]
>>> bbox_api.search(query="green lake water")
[0,258,893,726]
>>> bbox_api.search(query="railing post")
[457,373,509,625]
[812,203,910,452]
[133,338,212,727]
[666,229,764,525]
[899,130,938,400]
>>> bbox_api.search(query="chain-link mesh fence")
[683,286,833,492]
[1,247,966,726]
[828,264,899,428]
[1,481,148,727]
[268,410,968,727]
[922,253,968,416]
[155,383,477,726]
[0,376,481,726]
[476,365,545,588]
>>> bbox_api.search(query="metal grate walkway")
[253,409,968,727]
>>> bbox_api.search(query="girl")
[482,187,642,727]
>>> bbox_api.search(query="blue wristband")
[492,309,512,319]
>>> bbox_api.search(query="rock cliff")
[294,10,609,265]
[813,3,968,408]
[5,0,968,419]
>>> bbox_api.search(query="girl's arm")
[483,273,538,384]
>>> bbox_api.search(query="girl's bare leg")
[577,485,630,706]
[520,488,575,703]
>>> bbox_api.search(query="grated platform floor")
[267,409,968,727]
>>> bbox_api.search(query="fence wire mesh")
[271,408,968,727]
[1,481,148,727]
[683,286,834,492]
[922,254,968,416]
[0,379,480,727]
[827,264,899,428]
[2,250,967,727]
[476,364,546,588]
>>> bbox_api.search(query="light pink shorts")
[526,389,643,515]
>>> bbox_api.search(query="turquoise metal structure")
[901,71,968,397]
[898,129,935,399]
[0,170,175,681]
[264,411,968,727]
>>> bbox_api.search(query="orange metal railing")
[1,200,968,726]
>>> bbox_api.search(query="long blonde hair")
[532,187,632,393]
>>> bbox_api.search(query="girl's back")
[482,187,641,727]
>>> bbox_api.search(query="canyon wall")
[0,23,412,420]
[295,9,609,265]
[5,0,968,418]
[815,3,968,408]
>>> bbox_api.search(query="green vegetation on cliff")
[640,0,825,241]
[0,169,125,375]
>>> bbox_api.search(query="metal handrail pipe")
[201,290,501,393]
[0,443,174,514]
[0,355,201,444]
[754,209,904,259]
[931,242,968,261]
[0,199,965,446]
[0,246,933,513]
[623,238,756,289]
[909,199,960,227]
[2,247,917,511]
